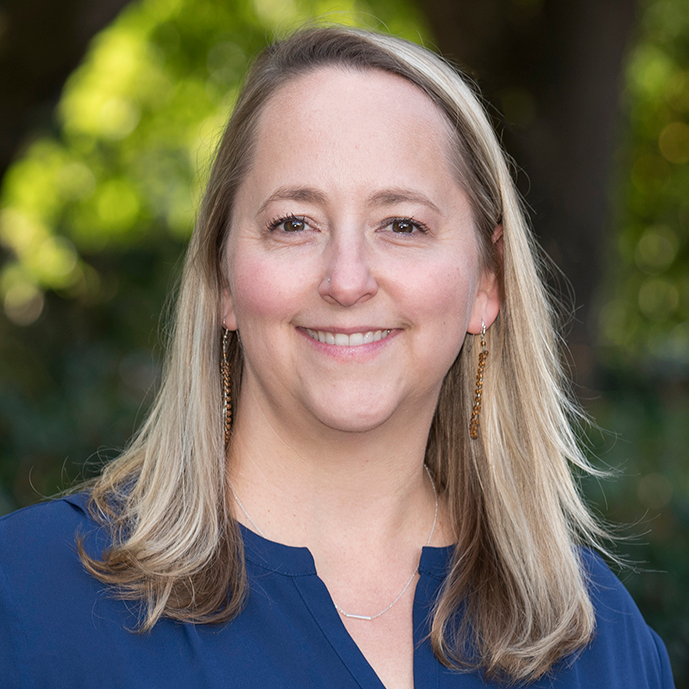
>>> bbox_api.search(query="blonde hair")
[81,25,609,683]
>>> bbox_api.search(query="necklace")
[229,464,439,622]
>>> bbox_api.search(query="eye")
[385,217,429,235]
[392,219,414,233]
[267,215,308,232]
[283,218,305,232]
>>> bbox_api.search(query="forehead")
[246,66,460,198]
[261,65,449,128]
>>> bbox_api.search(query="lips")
[304,328,392,347]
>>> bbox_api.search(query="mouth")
[304,328,393,347]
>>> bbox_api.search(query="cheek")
[228,252,309,325]
[401,257,479,332]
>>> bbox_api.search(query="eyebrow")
[367,188,442,215]
[256,185,442,215]
[257,187,327,215]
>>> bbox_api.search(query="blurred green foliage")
[0,0,687,683]
[599,0,689,367]
[587,2,689,682]
[584,381,689,685]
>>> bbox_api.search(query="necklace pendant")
[341,612,373,621]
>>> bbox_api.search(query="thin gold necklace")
[229,464,439,622]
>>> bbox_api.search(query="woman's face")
[223,67,499,434]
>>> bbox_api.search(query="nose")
[318,230,378,307]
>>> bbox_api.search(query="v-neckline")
[240,522,453,688]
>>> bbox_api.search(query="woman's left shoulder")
[548,548,675,688]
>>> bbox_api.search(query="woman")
[0,26,674,689]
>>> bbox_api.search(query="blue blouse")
[0,494,675,688]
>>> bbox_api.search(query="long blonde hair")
[82,25,609,683]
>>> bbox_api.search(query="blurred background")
[0,0,686,683]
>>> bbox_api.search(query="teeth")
[305,329,392,347]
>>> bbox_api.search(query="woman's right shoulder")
[0,492,96,546]
[0,492,110,585]
[1,492,92,523]
[0,493,134,689]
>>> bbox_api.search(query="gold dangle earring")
[469,320,489,440]
[221,323,232,447]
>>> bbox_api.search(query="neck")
[226,381,447,550]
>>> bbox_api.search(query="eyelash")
[265,214,430,234]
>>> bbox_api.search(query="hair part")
[81,25,610,683]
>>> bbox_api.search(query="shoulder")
[548,548,675,688]
[0,494,140,688]
[0,492,109,610]
[579,547,643,615]
[0,493,105,570]
[579,548,663,641]
[0,492,92,538]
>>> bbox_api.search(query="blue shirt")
[0,494,675,688]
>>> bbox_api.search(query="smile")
[304,329,392,347]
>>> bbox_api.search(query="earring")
[221,326,232,446]
[469,320,489,440]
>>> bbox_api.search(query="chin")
[309,400,400,435]
[320,417,388,434]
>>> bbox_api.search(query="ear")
[221,285,238,331]
[467,226,502,334]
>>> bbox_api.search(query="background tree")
[419,0,637,388]
[0,0,134,182]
